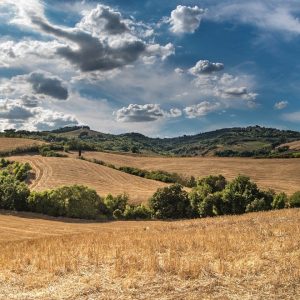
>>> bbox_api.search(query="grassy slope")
[0,209,299,299]
[80,151,300,195]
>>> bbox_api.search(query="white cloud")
[169,5,206,34]
[184,102,221,118]
[76,4,128,36]
[189,60,224,75]
[0,98,78,131]
[114,104,181,122]
[282,111,300,123]
[193,72,258,102]
[146,43,175,62]
[274,100,288,110]
[206,0,300,36]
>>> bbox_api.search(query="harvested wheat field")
[80,151,300,195]
[0,137,44,152]
[280,140,300,151]
[10,155,166,203]
[0,209,299,299]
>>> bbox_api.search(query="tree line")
[0,159,299,220]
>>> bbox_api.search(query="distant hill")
[1,125,300,157]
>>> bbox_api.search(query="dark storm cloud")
[32,17,146,72]
[27,71,68,100]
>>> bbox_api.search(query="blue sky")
[0,0,299,136]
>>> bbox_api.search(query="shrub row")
[149,175,300,219]
[0,159,299,220]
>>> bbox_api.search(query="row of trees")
[0,159,299,220]
[150,175,300,219]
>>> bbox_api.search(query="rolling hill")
[79,151,300,195]
[3,125,300,157]
[10,155,166,203]
[0,137,44,153]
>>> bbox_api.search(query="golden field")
[80,151,300,195]
[10,155,166,204]
[0,209,299,299]
[0,137,44,152]
[280,140,300,151]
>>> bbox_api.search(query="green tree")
[197,175,227,193]
[272,192,287,210]
[222,175,261,214]
[104,193,128,214]
[0,175,30,211]
[288,191,300,208]
[149,184,192,219]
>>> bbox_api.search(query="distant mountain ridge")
[2,125,300,157]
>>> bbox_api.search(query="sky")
[0,0,300,137]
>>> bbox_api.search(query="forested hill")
[2,125,300,157]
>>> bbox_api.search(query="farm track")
[10,155,167,203]
[80,151,300,195]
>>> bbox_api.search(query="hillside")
[279,140,300,151]
[10,155,167,204]
[78,151,300,195]
[0,137,44,154]
[0,209,299,299]
[2,125,300,157]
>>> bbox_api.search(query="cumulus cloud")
[77,4,128,35]
[2,1,173,74]
[189,60,224,75]
[184,102,221,118]
[146,43,175,62]
[274,100,288,110]
[27,72,68,100]
[221,87,256,100]
[0,98,78,131]
[0,72,68,102]
[193,72,257,102]
[169,5,206,34]
[115,104,181,122]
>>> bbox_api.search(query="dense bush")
[123,204,152,220]
[149,184,193,219]
[221,175,262,215]
[189,175,227,217]
[0,175,30,211]
[28,185,107,219]
[288,192,300,208]
[272,192,288,209]
[39,146,66,157]
[104,193,128,215]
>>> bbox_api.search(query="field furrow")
[10,155,167,203]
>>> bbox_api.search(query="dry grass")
[80,151,300,195]
[0,209,299,299]
[0,137,44,152]
[280,140,300,151]
[10,155,166,204]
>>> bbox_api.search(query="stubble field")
[80,151,300,195]
[10,155,166,204]
[0,209,299,299]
